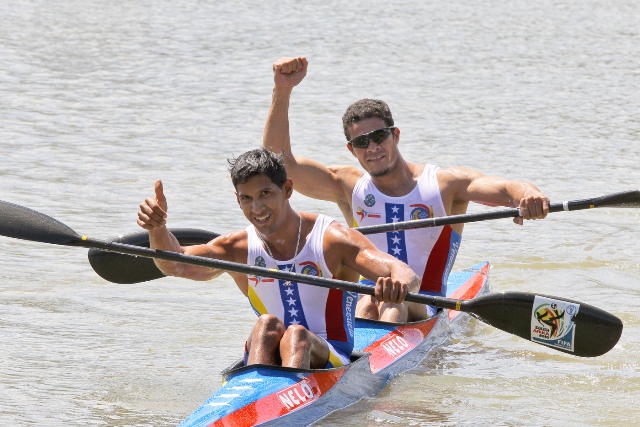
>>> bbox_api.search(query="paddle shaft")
[73,236,627,357]
[78,237,459,309]
[355,189,640,234]
[83,189,640,284]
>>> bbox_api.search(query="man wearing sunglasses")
[263,56,549,323]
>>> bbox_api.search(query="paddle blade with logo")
[460,292,623,358]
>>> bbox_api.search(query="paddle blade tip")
[572,308,623,357]
[0,200,81,246]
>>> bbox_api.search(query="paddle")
[356,188,640,234]
[0,199,624,357]
[87,189,640,284]
[88,228,219,284]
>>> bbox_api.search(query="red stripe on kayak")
[448,263,489,320]
[363,317,439,374]
[420,225,452,294]
[209,369,346,427]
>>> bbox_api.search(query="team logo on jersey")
[249,256,274,285]
[364,194,376,207]
[356,206,382,222]
[299,261,320,276]
[409,204,433,220]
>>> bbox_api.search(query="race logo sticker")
[531,296,580,352]
[355,206,382,222]
[409,203,433,220]
[364,194,376,207]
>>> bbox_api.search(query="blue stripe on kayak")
[178,367,306,427]
[353,319,397,352]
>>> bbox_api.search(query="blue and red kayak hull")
[179,262,490,427]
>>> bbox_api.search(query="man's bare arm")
[262,57,357,207]
[137,179,244,281]
[440,167,550,224]
[323,223,421,304]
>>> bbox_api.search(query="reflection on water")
[1,0,639,426]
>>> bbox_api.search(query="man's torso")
[350,165,461,296]
[245,214,356,354]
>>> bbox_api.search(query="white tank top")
[245,214,356,354]
[351,165,461,296]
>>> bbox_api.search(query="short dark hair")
[228,148,288,189]
[342,99,394,140]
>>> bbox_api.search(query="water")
[1,0,639,425]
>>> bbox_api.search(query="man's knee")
[255,314,286,334]
[407,302,427,321]
[379,302,407,313]
[256,313,282,326]
[379,302,409,323]
[281,325,311,351]
[283,324,310,341]
[356,295,379,319]
[247,315,286,353]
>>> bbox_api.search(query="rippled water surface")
[1,0,639,426]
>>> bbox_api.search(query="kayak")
[178,261,490,427]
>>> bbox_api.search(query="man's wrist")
[149,225,168,237]
[272,86,293,99]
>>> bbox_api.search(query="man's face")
[346,117,399,177]
[235,174,293,235]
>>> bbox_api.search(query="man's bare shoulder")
[436,166,484,187]
[319,220,363,282]
[205,229,249,260]
[325,219,350,236]
[324,220,372,249]
[327,164,365,187]
[434,166,488,211]
[407,162,426,179]
[208,229,248,246]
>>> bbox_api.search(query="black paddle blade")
[87,228,219,284]
[0,200,81,246]
[463,292,622,357]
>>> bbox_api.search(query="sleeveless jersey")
[351,165,461,296]
[245,214,356,358]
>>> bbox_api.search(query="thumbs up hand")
[137,179,169,231]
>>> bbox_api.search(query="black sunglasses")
[348,127,396,149]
